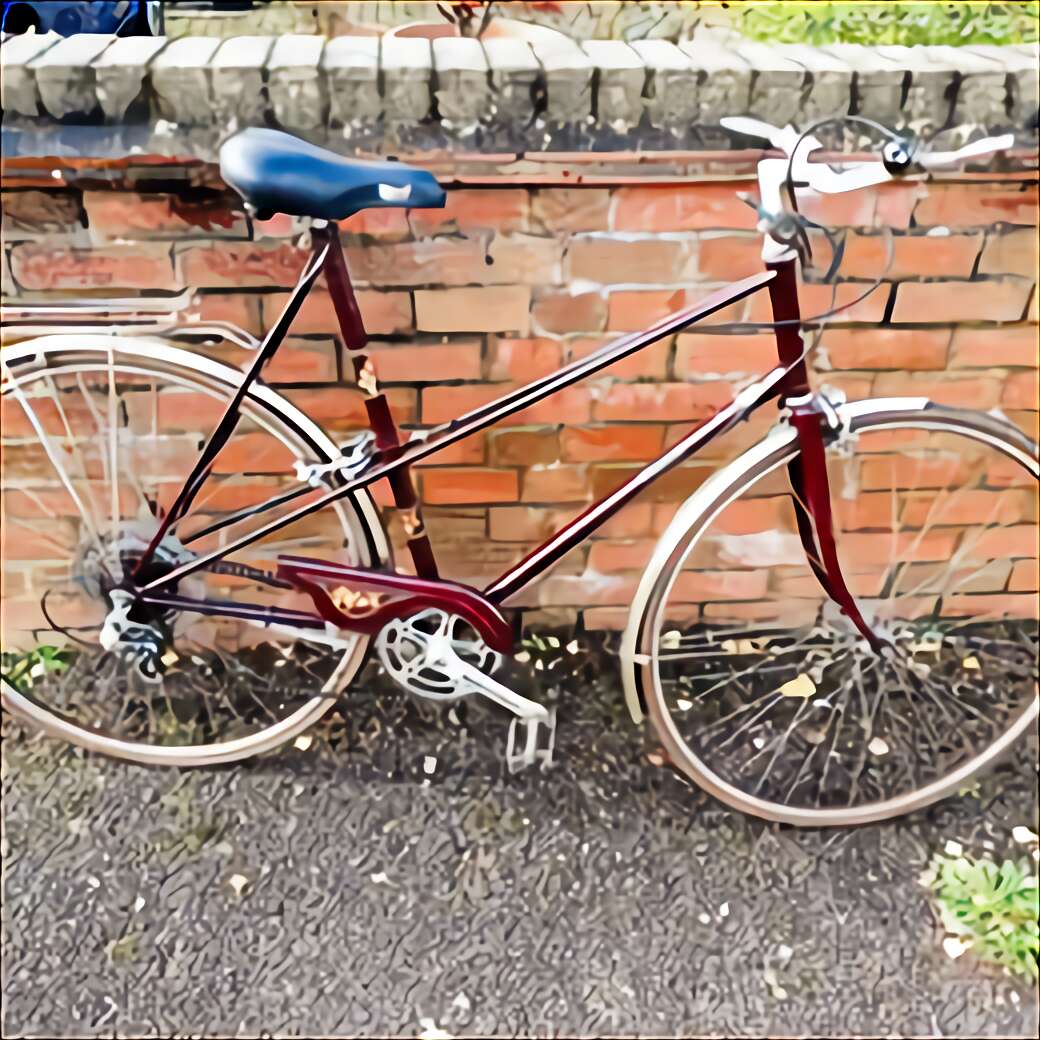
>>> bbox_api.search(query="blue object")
[0,1,162,36]
[219,128,447,220]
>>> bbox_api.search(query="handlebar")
[720,115,1014,196]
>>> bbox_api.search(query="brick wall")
[2,154,1037,628]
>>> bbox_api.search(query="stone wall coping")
[1,31,1036,156]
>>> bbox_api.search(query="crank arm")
[452,657,547,723]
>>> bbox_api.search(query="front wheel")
[623,399,1039,827]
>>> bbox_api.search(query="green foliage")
[927,850,1040,979]
[736,1,1040,46]
[2,646,71,692]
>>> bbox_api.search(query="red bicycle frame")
[135,222,881,654]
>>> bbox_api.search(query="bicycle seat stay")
[219,127,446,220]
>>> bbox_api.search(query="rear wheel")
[624,400,1039,826]
[1,338,388,765]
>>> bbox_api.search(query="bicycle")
[2,116,1037,827]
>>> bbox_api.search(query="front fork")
[767,258,886,653]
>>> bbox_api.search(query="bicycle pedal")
[506,705,557,773]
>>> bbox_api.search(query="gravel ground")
[2,646,1038,1039]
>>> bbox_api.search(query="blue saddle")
[219,128,446,220]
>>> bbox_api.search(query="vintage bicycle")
[2,116,1037,826]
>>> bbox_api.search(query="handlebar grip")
[916,134,1015,169]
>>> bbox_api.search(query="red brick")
[531,187,610,232]
[511,387,593,425]
[877,371,1007,408]
[212,432,295,473]
[590,462,711,501]
[421,383,592,425]
[567,236,695,284]
[821,328,950,370]
[671,568,769,601]
[969,524,1038,559]
[1002,370,1039,410]
[582,607,633,629]
[178,241,310,288]
[346,238,484,286]
[531,290,606,334]
[891,279,1032,324]
[83,190,246,240]
[613,183,758,232]
[413,436,486,466]
[537,573,639,607]
[522,465,590,503]
[261,287,412,335]
[901,489,1035,527]
[593,382,733,422]
[409,189,529,235]
[422,383,500,424]
[597,502,653,537]
[560,424,665,462]
[712,496,790,535]
[488,505,581,541]
[187,292,263,337]
[422,467,518,504]
[696,234,762,280]
[912,183,1039,228]
[368,340,482,382]
[978,228,1039,279]
[587,539,656,573]
[1010,557,1039,592]
[675,332,776,376]
[568,335,670,380]
[1,189,81,238]
[415,286,530,333]
[949,326,1039,368]
[839,232,983,279]
[492,428,560,465]
[339,207,412,240]
[9,243,180,291]
[798,181,924,229]
[261,338,338,382]
[485,234,563,285]
[489,337,563,381]
[283,386,416,428]
[610,288,747,331]
[860,453,973,491]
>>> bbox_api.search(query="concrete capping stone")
[482,37,540,136]
[267,34,326,130]
[581,40,645,131]
[677,38,751,125]
[531,37,593,127]
[209,35,272,127]
[322,35,380,127]
[432,37,489,129]
[0,30,62,116]
[30,33,115,119]
[150,36,221,124]
[629,39,698,132]
[381,35,432,127]
[0,30,1032,155]
[94,36,168,121]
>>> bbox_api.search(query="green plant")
[2,646,71,692]
[736,1,1040,46]
[927,850,1039,979]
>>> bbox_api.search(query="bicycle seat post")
[317,221,440,579]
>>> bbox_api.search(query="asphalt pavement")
[3,648,1037,1038]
